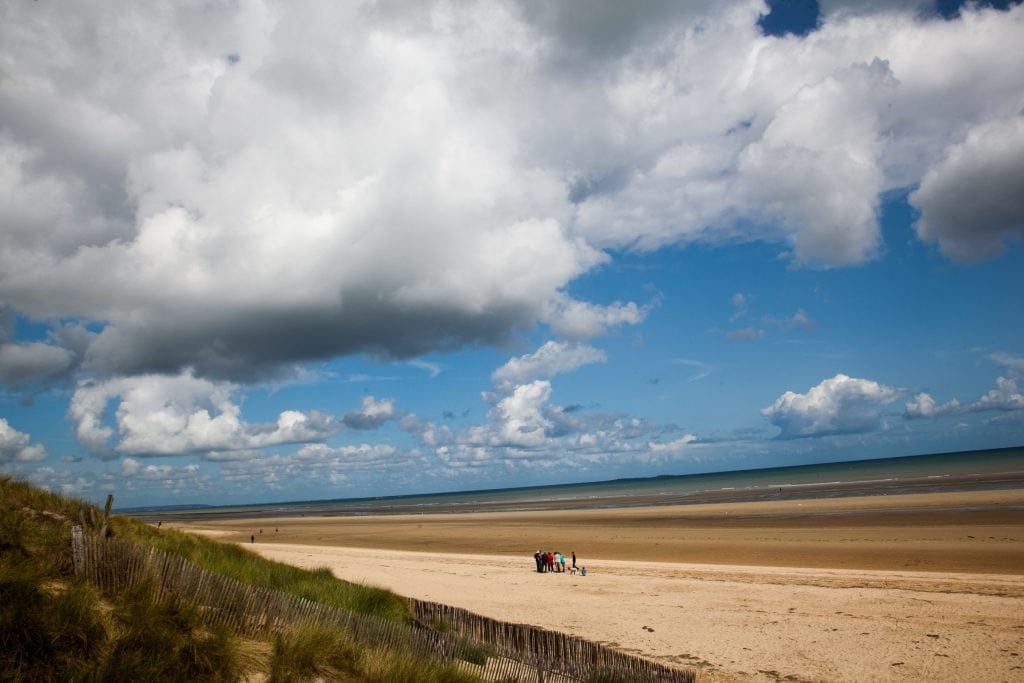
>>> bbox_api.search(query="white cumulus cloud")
[973,376,1024,412]
[762,373,900,439]
[541,296,650,340]
[903,392,961,419]
[492,341,607,390]
[488,380,555,449]
[68,371,338,458]
[342,396,396,430]
[903,367,1024,422]
[0,417,48,464]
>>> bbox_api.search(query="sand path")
[245,543,1024,682]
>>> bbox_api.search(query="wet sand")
[173,489,1024,681]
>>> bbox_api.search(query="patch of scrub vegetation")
[0,476,479,681]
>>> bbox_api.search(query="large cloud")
[570,3,1024,261]
[911,115,1024,262]
[1,1,1022,384]
[762,373,901,438]
[68,371,338,458]
[0,2,606,382]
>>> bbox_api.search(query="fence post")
[71,525,85,575]
[98,494,114,539]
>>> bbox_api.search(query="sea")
[132,446,1024,522]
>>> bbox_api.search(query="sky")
[1,0,1023,508]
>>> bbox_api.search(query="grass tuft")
[456,637,493,665]
[269,625,363,682]
[361,647,483,682]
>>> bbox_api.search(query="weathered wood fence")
[411,599,694,682]
[71,528,453,659]
[72,528,693,682]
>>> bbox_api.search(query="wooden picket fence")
[71,528,693,682]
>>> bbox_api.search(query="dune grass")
[269,624,364,681]
[112,517,410,622]
[0,476,479,682]
[358,647,484,683]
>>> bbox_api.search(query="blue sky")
[1,0,1023,507]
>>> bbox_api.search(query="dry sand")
[174,490,1024,682]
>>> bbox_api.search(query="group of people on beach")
[533,550,585,575]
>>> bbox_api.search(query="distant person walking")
[572,551,577,569]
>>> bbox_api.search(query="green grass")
[0,477,94,578]
[112,518,410,622]
[360,648,484,683]
[269,625,363,682]
[102,581,252,682]
[0,570,107,680]
[456,637,494,666]
[0,476,481,682]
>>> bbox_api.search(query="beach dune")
[176,490,1024,682]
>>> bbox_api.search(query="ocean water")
[135,446,1024,521]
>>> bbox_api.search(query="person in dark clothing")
[534,550,544,573]
[572,551,577,569]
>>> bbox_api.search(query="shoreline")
[172,489,1024,575]
[133,463,1024,522]
[172,489,1024,681]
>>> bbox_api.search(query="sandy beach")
[173,490,1024,682]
